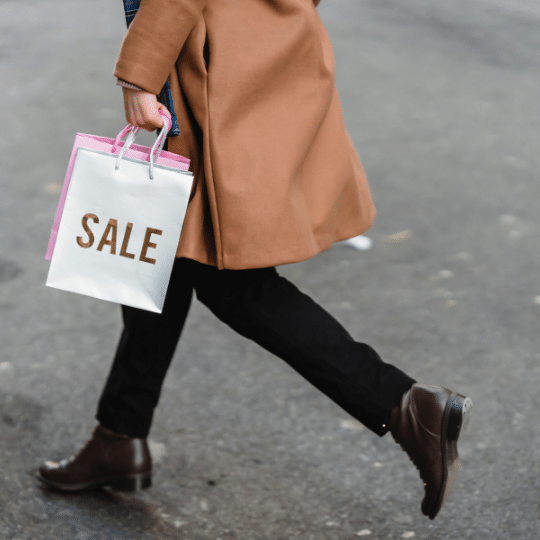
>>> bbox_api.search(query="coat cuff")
[116,78,146,91]
[114,0,206,95]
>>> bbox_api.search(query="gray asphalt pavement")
[1,0,540,538]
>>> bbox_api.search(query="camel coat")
[114,0,376,270]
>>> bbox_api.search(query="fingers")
[122,88,167,132]
[157,104,171,124]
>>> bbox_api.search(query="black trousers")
[96,258,415,439]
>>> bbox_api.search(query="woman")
[38,0,472,520]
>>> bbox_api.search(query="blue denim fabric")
[122,0,180,136]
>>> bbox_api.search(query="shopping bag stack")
[45,113,193,313]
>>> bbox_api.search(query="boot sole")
[37,471,152,493]
[428,393,473,520]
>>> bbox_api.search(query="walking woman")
[38,0,472,520]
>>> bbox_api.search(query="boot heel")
[108,473,152,492]
[446,395,473,442]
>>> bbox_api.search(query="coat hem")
[175,215,376,270]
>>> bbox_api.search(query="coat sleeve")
[114,0,207,95]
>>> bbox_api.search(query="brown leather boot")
[389,383,472,520]
[37,424,152,492]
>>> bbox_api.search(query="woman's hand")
[122,88,170,132]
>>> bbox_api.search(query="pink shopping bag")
[45,112,190,261]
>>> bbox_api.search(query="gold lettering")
[97,218,118,254]
[119,222,136,259]
[139,228,162,265]
[76,213,99,248]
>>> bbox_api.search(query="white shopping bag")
[46,116,194,313]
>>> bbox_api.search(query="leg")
[188,259,472,520]
[97,257,195,438]
[38,258,195,492]
[188,260,414,435]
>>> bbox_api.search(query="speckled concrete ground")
[2,0,540,538]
